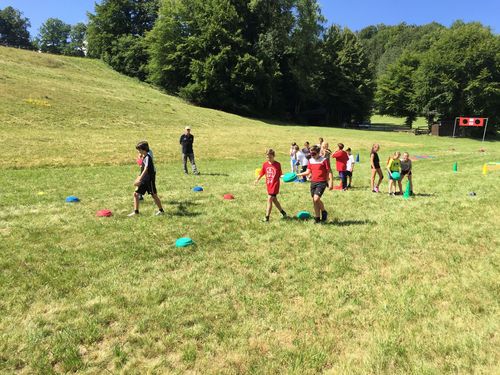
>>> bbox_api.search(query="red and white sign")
[459,117,486,127]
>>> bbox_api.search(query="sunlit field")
[1,47,499,374]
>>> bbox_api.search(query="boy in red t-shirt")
[332,143,349,190]
[255,149,287,222]
[297,145,333,223]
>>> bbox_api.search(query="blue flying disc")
[283,172,297,183]
[175,237,194,248]
[65,195,80,203]
[297,211,311,220]
[391,172,401,180]
[192,186,204,192]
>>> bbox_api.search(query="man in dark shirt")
[180,126,199,175]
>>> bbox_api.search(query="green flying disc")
[283,172,297,183]
[175,237,194,248]
[297,211,311,220]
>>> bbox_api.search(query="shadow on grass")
[199,172,230,177]
[324,219,373,226]
[413,193,435,197]
[284,217,373,226]
[167,200,202,217]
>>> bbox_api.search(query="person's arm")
[297,168,311,177]
[254,167,265,185]
[328,171,334,189]
[386,159,393,177]
[370,153,375,169]
[135,156,149,185]
[179,135,183,145]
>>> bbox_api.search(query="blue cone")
[65,195,80,203]
[192,186,204,192]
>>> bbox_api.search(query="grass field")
[1,47,499,374]
[370,115,427,128]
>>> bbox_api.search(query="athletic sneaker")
[374,186,379,193]
[321,210,328,222]
[155,211,165,216]
[127,211,139,217]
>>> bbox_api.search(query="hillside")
[0,46,471,170]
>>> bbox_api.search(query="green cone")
[403,180,411,199]
[453,162,458,172]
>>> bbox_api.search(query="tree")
[358,22,444,77]
[288,0,325,114]
[375,53,420,127]
[0,6,32,49]
[414,22,500,127]
[39,18,71,54]
[318,26,374,124]
[87,0,159,79]
[65,23,87,57]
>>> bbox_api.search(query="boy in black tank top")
[128,141,165,217]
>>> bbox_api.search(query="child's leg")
[151,194,163,210]
[134,192,140,212]
[266,195,273,218]
[347,173,352,187]
[340,172,347,189]
[388,179,393,193]
[409,174,413,192]
[370,169,376,190]
[313,195,322,218]
[376,168,384,188]
[398,179,403,193]
[272,196,282,211]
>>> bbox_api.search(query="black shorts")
[136,179,157,195]
[401,170,412,176]
[345,171,352,177]
[310,181,327,197]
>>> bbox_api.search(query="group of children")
[370,144,414,195]
[255,138,356,224]
[255,140,415,223]
[289,139,356,190]
[129,139,413,221]
[255,146,332,224]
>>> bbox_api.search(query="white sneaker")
[127,211,139,217]
[155,211,165,216]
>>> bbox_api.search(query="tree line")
[1,1,498,128]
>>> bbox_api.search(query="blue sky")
[2,0,499,35]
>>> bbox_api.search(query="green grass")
[370,115,428,127]
[1,46,499,374]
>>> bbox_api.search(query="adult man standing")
[180,126,199,175]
